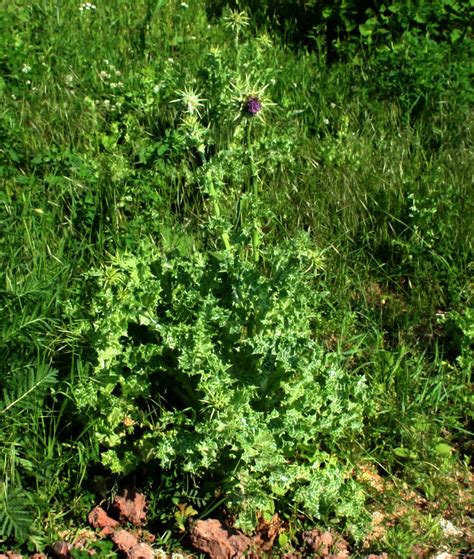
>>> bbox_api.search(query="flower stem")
[247,120,260,263]
[207,173,231,252]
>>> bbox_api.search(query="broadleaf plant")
[72,235,368,533]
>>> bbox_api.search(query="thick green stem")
[247,120,260,263]
[207,175,231,252]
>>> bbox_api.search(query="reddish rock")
[127,542,155,559]
[31,555,47,559]
[87,506,119,535]
[111,529,139,552]
[51,541,72,558]
[189,519,252,559]
[113,489,147,526]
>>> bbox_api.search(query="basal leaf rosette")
[75,237,368,534]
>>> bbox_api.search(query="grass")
[0,1,472,556]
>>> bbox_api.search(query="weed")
[0,0,472,555]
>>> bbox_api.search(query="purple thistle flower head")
[245,96,262,116]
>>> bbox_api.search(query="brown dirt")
[4,470,472,558]
[253,514,283,552]
[301,528,350,558]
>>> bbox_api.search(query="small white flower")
[180,2,189,8]
[79,2,96,12]
[22,64,31,73]
[99,70,110,80]
[323,118,330,125]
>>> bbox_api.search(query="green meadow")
[0,0,472,556]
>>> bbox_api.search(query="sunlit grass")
[0,1,472,556]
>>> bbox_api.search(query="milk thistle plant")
[73,237,368,535]
[223,8,250,47]
[231,77,275,124]
[171,87,206,117]
[222,77,276,260]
